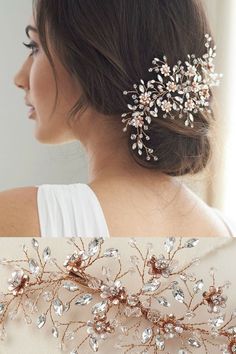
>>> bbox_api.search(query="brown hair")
[33,0,215,176]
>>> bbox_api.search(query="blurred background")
[0,0,235,221]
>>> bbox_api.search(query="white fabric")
[36,183,110,238]
[36,183,235,238]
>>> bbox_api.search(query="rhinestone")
[142,280,161,293]
[184,238,199,248]
[155,335,165,350]
[52,326,59,338]
[75,294,93,306]
[227,326,236,334]
[172,287,185,303]
[29,259,40,276]
[32,238,39,249]
[42,247,51,262]
[164,237,176,253]
[193,279,204,293]
[92,301,108,315]
[53,298,64,316]
[88,238,103,256]
[0,303,5,314]
[188,337,201,348]
[141,328,153,344]
[63,282,80,292]
[37,314,46,329]
[89,336,99,352]
[103,248,119,258]
[155,296,170,307]
[208,316,224,328]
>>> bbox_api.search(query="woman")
[0,0,234,237]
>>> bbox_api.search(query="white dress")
[36,183,235,238]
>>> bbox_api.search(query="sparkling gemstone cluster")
[0,237,235,354]
[122,34,222,161]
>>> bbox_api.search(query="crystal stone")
[37,314,46,329]
[193,279,204,293]
[172,287,185,303]
[75,294,93,306]
[142,280,161,293]
[88,238,103,256]
[89,336,99,352]
[92,301,108,315]
[184,239,199,248]
[141,328,153,344]
[63,281,80,292]
[42,247,51,262]
[53,298,64,316]
[164,237,176,253]
[156,296,170,307]
[32,238,39,249]
[52,326,59,338]
[208,316,224,328]
[29,259,40,276]
[155,335,165,350]
[188,337,201,348]
[0,303,5,314]
[103,248,119,258]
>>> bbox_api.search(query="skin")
[0,17,232,237]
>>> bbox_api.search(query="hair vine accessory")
[121,33,223,161]
[0,237,235,354]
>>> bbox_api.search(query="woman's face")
[14,16,79,144]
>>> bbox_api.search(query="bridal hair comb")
[0,237,235,354]
[121,34,223,161]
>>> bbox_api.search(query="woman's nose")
[14,60,30,90]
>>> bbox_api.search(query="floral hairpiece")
[0,237,235,354]
[121,34,223,161]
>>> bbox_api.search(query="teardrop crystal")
[75,294,93,306]
[172,287,185,303]
[32,238,39,249]
[188,337,201,348]
[52,326,59,338]
[0,303,5,314]
[141,328,153,344]
[142,280,161,293]
[164,237,176,253]
[89,336,99,352]
[155,335,165,350]
[42,247,51,262]
[184,238,199,248]
[37,314,46,329]
[193,279,204,293]
[29,259,40,275]
[63,281,80,292]
[91,301,108,315]
[103,248,119,258]
[53,298,64,316]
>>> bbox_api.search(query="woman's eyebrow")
[25,25,38,38]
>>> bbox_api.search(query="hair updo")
[33,0,215,176]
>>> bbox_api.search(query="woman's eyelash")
[22,41,39,55]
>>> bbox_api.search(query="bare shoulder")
[180,186,233,237]
[0,187,41,237]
